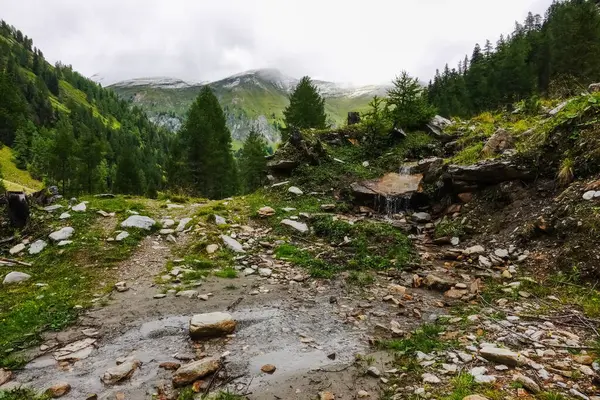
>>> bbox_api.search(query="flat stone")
[220,235,245,253]
[161,219,175,228]
[258,206,276,217]
[49,227,74,242]
[258,268,272,277]
[159,229,175,235]
[53,338,97,361]
[280,219,309,233]
[494,249,509,258]
[121,215,156,230]
[45,382,71,398]
[288,186,303,195]
[101,359,141,385]
[514,373,540,394]
[189,312,236,338]
[115,231,130,241]
[176,290,198,299]
[412,212,431,222]
[57,240,72,247]
[176,218,192,232]
[9,243,26,255]
[3,271,31,285]
[214,215,227,225]
[261,364,277,374]
[153,294,167,299]
[172,357,221,386]
[480,347,525,366]
[71,202,87,212]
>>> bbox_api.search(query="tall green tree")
[282,76,327,140]
[13,120,36,169]
[387,71,436,130]
[180,86,238,198]
[238,126,268,194]
[49,115,76,194]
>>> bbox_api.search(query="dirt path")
[3,203,452,400]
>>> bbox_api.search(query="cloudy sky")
[1,0,553,86]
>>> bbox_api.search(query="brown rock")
[159,362,181,370]
[192,380,206,392]
[573,355,594,365]
[444,289,468,299]
[258,206,276,217]
[261,364,277,374]
[115,393,125,400]
[172,357,221,387]
[458,193,473,203]
[447,204,462,214]
[189,312,236,339]
[46,382,71,398]
[482,128,514,156]
[0,368,13,386]
[320,392,335,400]
[101,359,141,385]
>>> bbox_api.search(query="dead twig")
[227,296,244,311]
[203,364,223,398]
[0,257,32,267]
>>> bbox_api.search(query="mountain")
[108,69,390,146]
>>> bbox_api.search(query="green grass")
[440,374,479,400]
[0,146,43,193]
[275,243,340,279]
[0,388,49,400]
[214,267,238,279]
[378,324,448,354]
[346,271,375,286]
[434,218,465,238]
[452,142,485,165]
[0,196,152,368]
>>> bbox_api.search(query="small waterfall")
[399,164,413,176]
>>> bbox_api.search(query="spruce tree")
[239,126,268,194]
[180,86,238,199]
[386,71,436,130]
[49,115,76,194]
[282,76,327,140]
[13,120,36,169]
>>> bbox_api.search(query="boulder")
[267,159,299,172]
[49,227,74,242]
[29,239,47,255]
[446,160,533,192]
[101,359,141,385]
[482,129,514,156]
[172,357,221,387]
[189,312,236,338]
[3,271,31,285]
[425,115,453,138]
[281,219,309,233]
[220,235,245,253]
[121,215,156,230]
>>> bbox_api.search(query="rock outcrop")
[351,172,427,212]
[444,160,533,192]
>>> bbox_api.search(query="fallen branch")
[227,297,244,311]
[0,257,32,267]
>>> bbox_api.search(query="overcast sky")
[1,0,553,86]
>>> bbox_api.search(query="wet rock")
[72,202,87,212]
[115,231,129,242]
[367,366,381,377]
[189,312,236,338]
[412,212,431,222]
[9,243,25,255]
[49,227,74,242]
[121,215,156,230]
[159,362,181,370]
[422,373,441,383]
[176,218,192,232]
[480,346,525,366]
[172,357,221,387]
[351,173,424,211]
[288,186,304,195]
[54,338,96,361]
[3,271,31,285]
[45,382,71,398]
[281,219,309,233]
[0,368,12,386]
[458,193,473,203]
[101,359,141,385]
[514,374,540,394]
[206,244,219,254]
[220,235,245,253]
[261,364,276,374]
[482,129,514,156]
[258,206,276,217]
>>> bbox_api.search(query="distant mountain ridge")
[106,69,390,146]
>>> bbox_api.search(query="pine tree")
[13,120,36,169]
[49,115,76,194]
[386,71,436,130]
[180,86,238,199]
[239,126,268,194]
[282,76,327,141]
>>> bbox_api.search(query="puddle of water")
[15,301,365,398]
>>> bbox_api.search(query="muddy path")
[6,205,452,400]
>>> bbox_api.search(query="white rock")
[176,290,198,299]
[464,245,485,255]
[59,212,71,220]
[494,249,509,258]
[422,373,441,383]
[29,240,47,255]
[214,215,227,225]
[176,218,192,232]
[362,161,370,167]
[115,231,130,242]
[44,205,63,212]
[71,202,87,212]
[57,240,72,247]
[9,243,26,255]
[206,244,219,254]
[583,191,596,200]
[49,227,74,242]
[3,271,31,285]
[121,215,156,230]
[281,219,309,233]
[159,229,175,235]
[288,186,303,195]
[258,268,272,277]
[243,268,256,276]
[161,219,175,228]
[220,235,245,253]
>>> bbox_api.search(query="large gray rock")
[189,312,236,338]
[446,160,533,192]
[49,227,74,242]
[288,186,304,196]
[214,215,227,225]
[29,239,47,255]
[280,219,309,233]
[220,235,245,253]
[482,129,514,156]
[480,346,526,367]
[3,271,31,285]
[121,215,156,230]
[71,202,87,212]
[425,115,453,138]
[172,357,221,387]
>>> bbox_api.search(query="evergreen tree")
[49,115,76,194]
[386,71,436,130]
[180,86,238,199]
[238,126,268,194]
[13,120,36,169]
[282,76,327,140]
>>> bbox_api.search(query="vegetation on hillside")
[282,76,328,141]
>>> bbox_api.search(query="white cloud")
[0,0,553,85]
